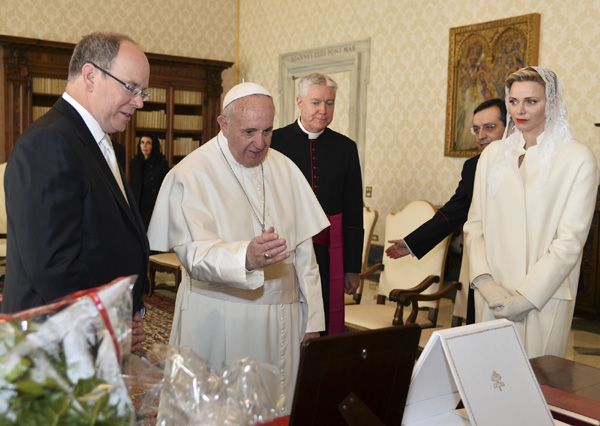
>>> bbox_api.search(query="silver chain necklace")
[218,136,266,232]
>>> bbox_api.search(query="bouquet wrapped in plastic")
[124,344,281,426]
[0,276,136,425]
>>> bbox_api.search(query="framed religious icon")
[444,13,540,157]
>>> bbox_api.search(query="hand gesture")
[245,227,289,270]
[344,272,360,295]
[386,239,410,259]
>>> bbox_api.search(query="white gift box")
[402,319,556,426]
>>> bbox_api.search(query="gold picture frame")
[444,13,540,157]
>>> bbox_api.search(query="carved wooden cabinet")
[576,186,600,319]
[0,34,232,175]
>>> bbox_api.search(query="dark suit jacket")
[3,97,149,313]
[113,141,126,172]
[404,155,479,259]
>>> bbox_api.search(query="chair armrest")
[359,263,383,279]
[388,275,440,302]
[352,263,384,304]
[392,281,462,326]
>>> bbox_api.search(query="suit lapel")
[53,98,148,250]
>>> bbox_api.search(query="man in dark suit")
[3,32,150,349]
[386,98,506,324]
[271,73,363,335]
[113,141,126,172]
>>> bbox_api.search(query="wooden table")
[531,355,600,401]
[266,355,600,426]
[531,355,600,424]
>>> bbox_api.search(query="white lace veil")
[488,66,572,196]
[502,66,572,142]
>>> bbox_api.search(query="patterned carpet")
[140,291,175,354]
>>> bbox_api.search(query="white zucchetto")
[222,82,272,109]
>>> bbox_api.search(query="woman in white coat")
[464,67,598,358]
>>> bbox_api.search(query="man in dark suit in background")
[3,32,150,349]
[271,73,363,335]
[386,98,506,324]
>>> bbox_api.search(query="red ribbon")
[0,279,126,361]
[87,290,121,360]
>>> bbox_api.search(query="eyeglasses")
[89,62,150,101]
[470,123,497,135]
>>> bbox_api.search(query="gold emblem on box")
[491,370,505,391]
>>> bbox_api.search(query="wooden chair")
[392,280,462,351]
[148,252,182,296]
[345,206,378,305]
[345,200,459,332]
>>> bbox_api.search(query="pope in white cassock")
[147,82,329,413]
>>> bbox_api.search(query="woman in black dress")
[130,133,169,229]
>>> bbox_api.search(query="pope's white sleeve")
[174,240,264,289]
[294,238,325,333]
[152,170,264,289]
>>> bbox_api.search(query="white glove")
[494,294,535,322]
[473,275,512,308]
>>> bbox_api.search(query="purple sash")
[313,213,345,335]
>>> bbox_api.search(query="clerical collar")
[297,118,324,140]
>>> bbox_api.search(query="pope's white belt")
[186,262,300,305]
